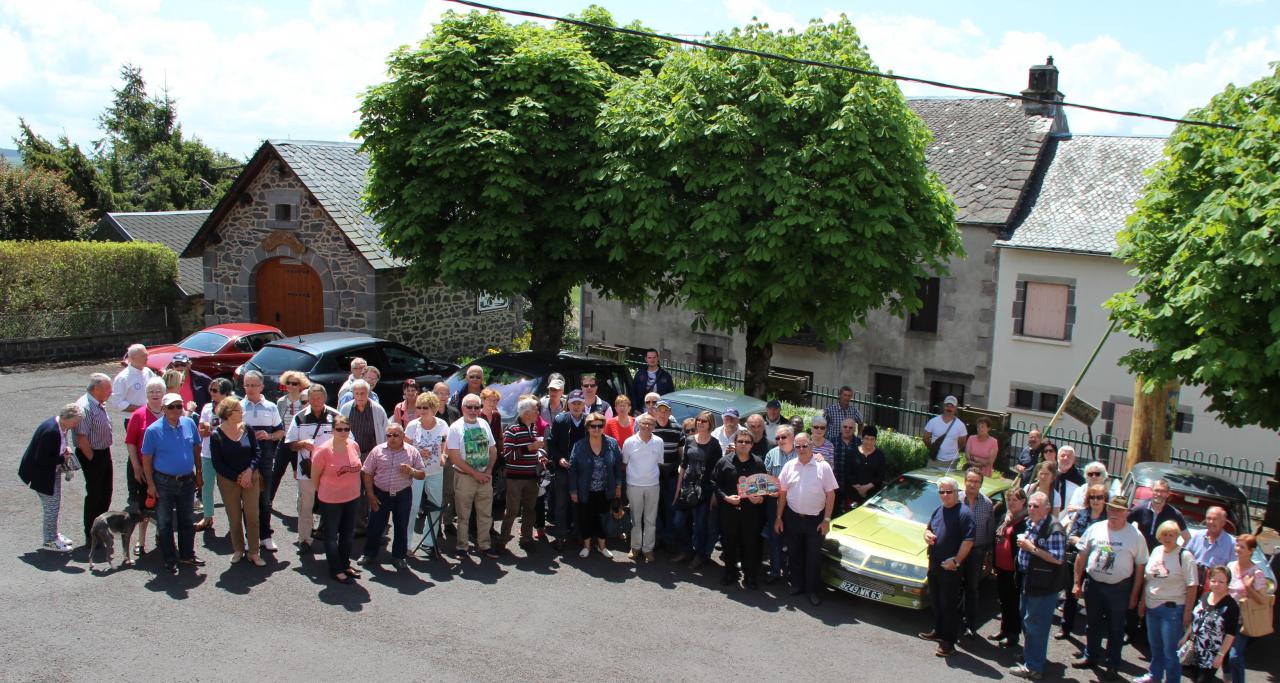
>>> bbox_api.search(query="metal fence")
[0,307,171,340]
[625,359,1274,510]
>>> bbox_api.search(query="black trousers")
[319,498,358,576]
[720,503,764,581]
[995,567,1024,644]
[783,507,823,594]
[269,447,297,501]
[929,561,963,647]
[961,546,989,631]
[257,440,278,540]
[75,448,113,541]
[576,491,608,541]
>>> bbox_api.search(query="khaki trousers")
[217,474,260,555]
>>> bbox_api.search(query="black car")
[236,332,458,415]
[445,351,633,423]
[1121,461,1255,535]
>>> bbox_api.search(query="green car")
[821,467,1014,609]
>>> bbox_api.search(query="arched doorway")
[256,257,324,337]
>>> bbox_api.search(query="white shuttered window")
[1023,282,1069,339]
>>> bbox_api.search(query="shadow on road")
[143,567,209,599]
[18,550,86,574]
[213,554,293,595]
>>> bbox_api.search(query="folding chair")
[412,493,444,560]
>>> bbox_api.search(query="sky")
[3,0,1278,159]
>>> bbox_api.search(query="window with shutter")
[1023,282,1069,339]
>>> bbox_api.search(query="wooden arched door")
[255,257,323,336]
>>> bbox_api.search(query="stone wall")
[376,270,523,360]
[0,328,175,365]
[201,157,374,331]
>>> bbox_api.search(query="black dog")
[88,509,142,571]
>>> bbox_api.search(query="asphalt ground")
[1,359,1276,682]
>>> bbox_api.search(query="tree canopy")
[358,10,665,350]
[594,17,961,396]
[0,161,93,241]
[1107,63,1280,430]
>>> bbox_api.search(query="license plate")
[839,580,882,601]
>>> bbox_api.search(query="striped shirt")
[362,443,425,495]
[823,402,863,431]
[74,393,113,450]
[963,492,997,548]
[503,422,544,479]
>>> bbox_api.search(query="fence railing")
[0,307,171,341]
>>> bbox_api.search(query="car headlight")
[823,538,866,566]
[866,556,927,580]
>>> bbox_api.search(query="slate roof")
[997,135,1166,256]
[99,210,210,297]
[908,98,1056,226]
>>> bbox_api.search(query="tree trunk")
[525,283,570,352]
[743,323,773,399]
[1124,375,1179,473]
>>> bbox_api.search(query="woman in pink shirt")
[604,395,635,445]
[311,415,364,584]
[965,417,1000,477]
[392,379,421,427]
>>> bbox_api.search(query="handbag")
[1240,593,1275,637]
[926,417,956,461]
[1177,639,1195,668]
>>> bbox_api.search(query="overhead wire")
[443,0,1240,132]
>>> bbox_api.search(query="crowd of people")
[16,344,1275,681]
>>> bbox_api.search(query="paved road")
[1,360,1275,682]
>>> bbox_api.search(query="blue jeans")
[762,497,783,577]
[363,487,413,561]
[1227,633,1248,683]
[1146,603,1185,683]
[672,500,712,557]
[154,472,196,565]
[1084,578,1132,668]
[1021,590,1058,673]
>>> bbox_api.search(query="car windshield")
[865,476,941,523]
[247,346,317,374]
[177,331,228,354]
[445,367,540,420]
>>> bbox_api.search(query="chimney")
[1021,56,1069,134]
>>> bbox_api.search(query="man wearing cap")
[762,399,789,442]
[167,353,212,411]
[141,392,204,574]
[711,407,741,451]
[1073,495,1149,681]
[651,398,684,552]
[823,386,863,438]
[923,396,968,466]
[547,389,589,548]
[112,343,156,429]
[540,374,567,424]
[629,349,675,407]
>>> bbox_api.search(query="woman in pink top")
[392,379,421,427]
[604,395,635,444]
[965,417,1000,477]
[311,415,364,584]
[1226,533,1272,682]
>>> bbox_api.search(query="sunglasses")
[387,433,405,438]
[796,444,812,450]
[939,490,956,495]
[645,400,657,405]
[463,405,481,410]
[334,427,351,433]
[695,418,710,424]
[582,384,597,389]
[1088,495,1105,500]
[777,435,791,441]
[811,426,826,430]
[286,381,301,386]
[736,440,754,445]
[165,404,184,409]
[588,423,605,429]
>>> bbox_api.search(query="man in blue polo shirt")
[142,392,204,574]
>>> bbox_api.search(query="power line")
[443,0,1239,132]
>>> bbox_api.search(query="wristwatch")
[823,517,832,522]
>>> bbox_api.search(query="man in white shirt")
[241,370,285,552]
[1073,495,1148,679]
[710,408,741,451]
[923,395,968,465]
[540,374,567,423]
[447,394,498,558]
[622,414,664,561]
[774,433,837,606]
[112,344,156,429]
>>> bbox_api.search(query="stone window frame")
[1012,274,1076,342]
[265,189,302,230]
[1009,381,1065,415]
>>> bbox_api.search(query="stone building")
[583,61,1070,416]
[183,139,522,358]
[94,209,211,335]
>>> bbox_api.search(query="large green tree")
[358,10,664,350]
[0,161,93,240]
[594,17,961,396]
[1107,64,1280,429]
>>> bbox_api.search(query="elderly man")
[286,384,340,549]
[580,375,613,418]
[1185,506,1236,579]
[500,397,547,550]
[340,380,388,536]
[629,348,675,406]
[20,403,83,552]
[623,414,664,561]
[448,393,499,558]
[762,424,797,582]
[540,374,567,423]
[923,395,968,466]
[112,343,156,429]
[547,390,589,547]
[762,399,789,441]
[1074,495,1149,681]
[921,476,974,656]
[823,386,863,438]
[745,413,771,459]
[1009,491,1068,680]
[1054,445,1085,502]
[774,433,836,604]
[338,366,381,409]
[1016,428,1043,482]
[360,423,426,569]
[451,365,486,413]
[141,392,204,575]
[338,357,368,397]
[715,428,767,588]
[241,371,285,552]
[710,407,741,451]
[73,373,115,546]
[651,398,684,552]
[960,466,996,638]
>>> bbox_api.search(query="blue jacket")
[19,416,64,496]
[629,366,675,407]
[568,436,623,500]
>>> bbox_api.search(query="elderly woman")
[1182,566,1239,683]
[672,410,723,568]
[1140,519,1199,683]
[311,415,364,583]
[1226,534,1272,683]
[808,415,834,461]
[991,486,1028,648]
[393,378,421,428]
[965,417,999,477]
[405,392,448,551]
[569,412,623,558]
[19,403,83,552]
[210,396,264,565]
[501,397,548,548]
[125,376,168,554]
[1060,482,1109,639]
[196,378,235,532]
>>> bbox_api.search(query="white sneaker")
[261,538,277,552]
[598,546,613,558]
[578,547,590,558]
[56,533,73,546]
[42,539,72,553]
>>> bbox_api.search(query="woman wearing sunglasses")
[311,415,364,583]
[568,413,623,558]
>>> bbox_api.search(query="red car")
[121,323,284,379]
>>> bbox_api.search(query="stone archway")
[255,257,324,336]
